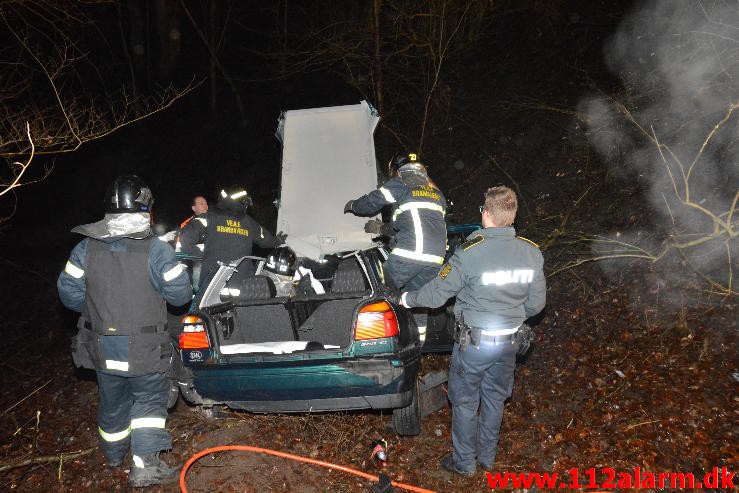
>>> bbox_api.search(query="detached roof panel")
[276,101,380,260]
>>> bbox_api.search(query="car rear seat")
[229,275,295,343]
[330,258,369,294]
[233,275,276,301]
[287,259,367,348]
[296,298,358,347]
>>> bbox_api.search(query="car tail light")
[179,315,210,349]
[354,301,399,340]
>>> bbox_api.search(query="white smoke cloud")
[579,0,738,295]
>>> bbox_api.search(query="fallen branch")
[1,378,52,417]
[0,447,94,473]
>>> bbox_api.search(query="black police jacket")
[179,202,278,286]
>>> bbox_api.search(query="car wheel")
[392,380,421,436]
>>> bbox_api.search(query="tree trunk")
[154,0,182,82]
[210,0,217,115]
[373,0,384,116]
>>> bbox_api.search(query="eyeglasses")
[479,205,485,214]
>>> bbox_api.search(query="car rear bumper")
[183,356,419,412]
[224,388,413,413]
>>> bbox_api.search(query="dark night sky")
[1,0,634,265]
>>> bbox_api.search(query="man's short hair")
[191,195,206,207]
[483,186,517,226]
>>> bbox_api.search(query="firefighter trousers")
[384,255,441,342]
[96,371,172,462]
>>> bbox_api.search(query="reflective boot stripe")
[99,426,131,442]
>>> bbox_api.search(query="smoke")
[579,0,738,295]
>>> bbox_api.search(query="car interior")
[208,256,374,353]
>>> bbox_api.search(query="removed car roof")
[275,100,380,260]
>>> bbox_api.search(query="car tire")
[392,380,421,436]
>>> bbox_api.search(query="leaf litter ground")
[0,260,735,492]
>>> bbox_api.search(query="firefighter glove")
[343,200,354,214]
[364,219,384,234]
[276,231,288,244]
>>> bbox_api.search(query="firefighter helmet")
[388,152,425,176]
[105,175,153,213]
[219,185,253,209]
[264,245,297,277]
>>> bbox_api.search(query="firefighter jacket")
[350,176,447,266]
[58,233,193,376]
[178,201,278,284]
[402,227,546,330]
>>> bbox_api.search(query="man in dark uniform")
[57,175,193,487]
[174,195,209,286]
[344,152,447,344]
[178,185,283,289]
[400,186,546,476]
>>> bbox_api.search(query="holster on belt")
[453,315,480,351]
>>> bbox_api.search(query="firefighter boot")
[128,453,179,487]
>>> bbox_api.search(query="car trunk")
[199,255,375,357]
[202,101,383,356]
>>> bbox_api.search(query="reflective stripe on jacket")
[351,177,447,266]
[58,235,192,375]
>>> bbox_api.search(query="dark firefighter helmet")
[387,152,426,176]
[264,245,297,277]
[105,175,153,213]
[219,185,253,209]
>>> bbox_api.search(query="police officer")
[400,186,546,476]
[344,152,447,343]
[179,185,284,288]
[57,175,193,487]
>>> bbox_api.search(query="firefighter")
[344,152,447,343]
[262,245,299,297]
[57,175,193,487]
[399,186,546,476]
[178,184,285,289]
[261,245,325,297]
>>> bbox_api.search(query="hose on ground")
[180,444,437,493]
